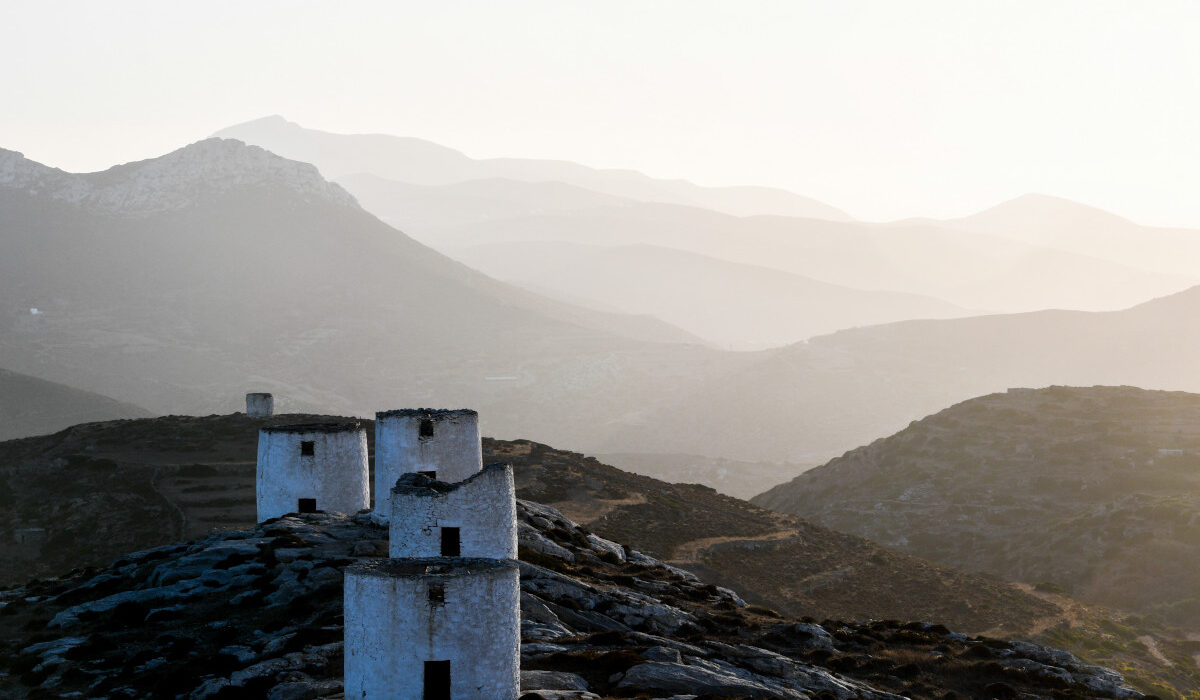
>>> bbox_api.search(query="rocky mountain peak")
[0,138,357,216]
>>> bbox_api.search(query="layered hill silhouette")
[0,368,150,441]
[0,140,745,452]
[8,135,1200,471]
[451,241,970,349]
[216,116,1195,317]
[754,385,1200,630]
[215,115,853,221]
[614,287,1200,463]
[948,193,1200,279]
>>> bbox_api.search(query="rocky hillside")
[4,412,1196,695]
[0,502,1145,699]
[0,413,1050,635]
[754,385,1200,626]
[0,368,150,441]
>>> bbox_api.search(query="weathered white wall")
[344,558,520,699]
[255,423,369,522]
[390,463,517,559]
[375,409,481,513]
[245,392,274,418]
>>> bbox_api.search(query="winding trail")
[669,528,800,563]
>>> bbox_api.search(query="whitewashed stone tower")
[388,464,517,560]
[374,408,481,515]
[245,392,274,418]
[255,422,369,522]
[346,409,519,699]
[343,558,520,699]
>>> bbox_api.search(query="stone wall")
[389,463,517,559]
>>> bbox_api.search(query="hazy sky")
[4,1,1200,224]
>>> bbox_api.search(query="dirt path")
[550,493,648,524]
[669,528,799,563]
[1138,635,1173,667]
[985,583,1090,638]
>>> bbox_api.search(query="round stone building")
[374,409,481,512]
[343,558,520,699]
[245,392,274,419]
[255,422,369,522]
[389,463,517,560]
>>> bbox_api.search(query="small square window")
[300,441,315,456]
[419,419,435,438]
[428,584,445,604]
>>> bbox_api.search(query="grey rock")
[643,645,683,663]
[616,660,806,699]
[519,522,576,562]
[219,644,257,663]
[189,677,230,699]
[266,679,343,700]
[521,669,590,691]
[585,533,626,562]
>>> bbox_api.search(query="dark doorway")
[300,441,315,456]
[298,498,317,513]
[423,660,450,700]
[419,419,435,438]
[418,470,437,479]
[427,584,445,604]
[440,527,461,556]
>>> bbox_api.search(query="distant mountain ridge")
[0,139,355,215]
[0,368,150,441]
[214,115,854,221]
[0,138,744,470]
[602,285,1200,463]
[450,241,972,348]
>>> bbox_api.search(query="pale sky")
[3,0,1200,225]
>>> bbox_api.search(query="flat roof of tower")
[261,421,362,434]
[347,557,516,579]
[376,408,478,419]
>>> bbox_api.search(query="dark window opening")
[300,441,315,456]
[423,660,450,700]
[419,419,435,438]
[428,584,445,604]
[298,498,317,513]
[418,470,437,479]
[440,527,461,557]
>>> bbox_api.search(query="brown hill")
[754,385,1200,626]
